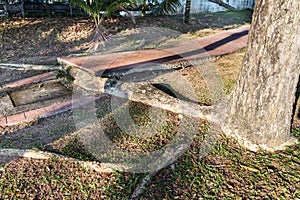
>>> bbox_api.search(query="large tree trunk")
[222,0,300,151]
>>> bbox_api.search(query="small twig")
[130,172,156,200]
[208,164,226,168]
[239,164,259,172]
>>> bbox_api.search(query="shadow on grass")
[0,9,253,65]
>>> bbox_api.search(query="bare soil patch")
[0,10,252,65]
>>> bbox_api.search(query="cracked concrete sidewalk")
[0,25,249,127]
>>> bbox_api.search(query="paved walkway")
[58,25,249,74]
[0,25,250,127]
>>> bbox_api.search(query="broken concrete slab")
[1,72,56,89]
[0,94,14,117]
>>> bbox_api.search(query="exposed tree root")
[0,148,127,172]
[0,63,62,71]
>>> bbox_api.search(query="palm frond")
[106,0,142,23]
[153,0,181,15]
[106,0,141,16]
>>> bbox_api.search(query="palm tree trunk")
[142,0,147,15]
[184,0,191,23]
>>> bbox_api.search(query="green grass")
[61,137,96,161]
[0,158,111,199]
[0,114,299,199]
[139,132,300,199]
[103,171,144,200]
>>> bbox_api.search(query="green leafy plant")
[70,0,141,51]
[70,0,181,51]
[150,0,181,15]
[56,67,75,82]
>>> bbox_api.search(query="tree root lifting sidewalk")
[0,26,251,198]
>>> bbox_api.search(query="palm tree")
[71,0,182,51]
[71,0,140,51]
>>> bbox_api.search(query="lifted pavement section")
[58,25,249,75]
[57,25,250,123]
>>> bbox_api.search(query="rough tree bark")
[222,0,300,151]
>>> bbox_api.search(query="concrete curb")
[1,72,56,89]
[0,95,104,127]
